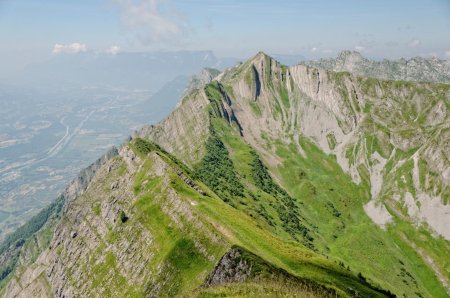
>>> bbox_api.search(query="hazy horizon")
[1,0,449,76]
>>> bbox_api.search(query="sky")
[0,0,449,71]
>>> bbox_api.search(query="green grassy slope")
[204,113,446,297]
[195,74,448,296]
[6,135,392,297]
[58,136,388,297]
[131,138,393,297]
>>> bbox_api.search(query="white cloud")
[322,49,332,54]
[114,0,185,45]
[354,45,366,52]
[445,51,450,58]
[407,39,421,48]
[52,43,87,54]
[105,45,121,55]
[310,47,317,53]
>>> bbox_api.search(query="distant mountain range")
[300,51,450,83]
[22,51,238,92]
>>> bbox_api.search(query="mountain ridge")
[1,51,449,297]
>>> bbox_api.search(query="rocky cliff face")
[137,88,211,166]
[0,147,119,293]
[2,52,449,297]
[62,146,119,205]
[4,145,229,297]
[300,51,450,84]
[214,52,450,240]
[184,68,221,96]
[203,247,254,286]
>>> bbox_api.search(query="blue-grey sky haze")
[0,0,449,72]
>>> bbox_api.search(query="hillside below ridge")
[139,50,450,294]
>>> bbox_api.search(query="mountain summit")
[1,52,449,297]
